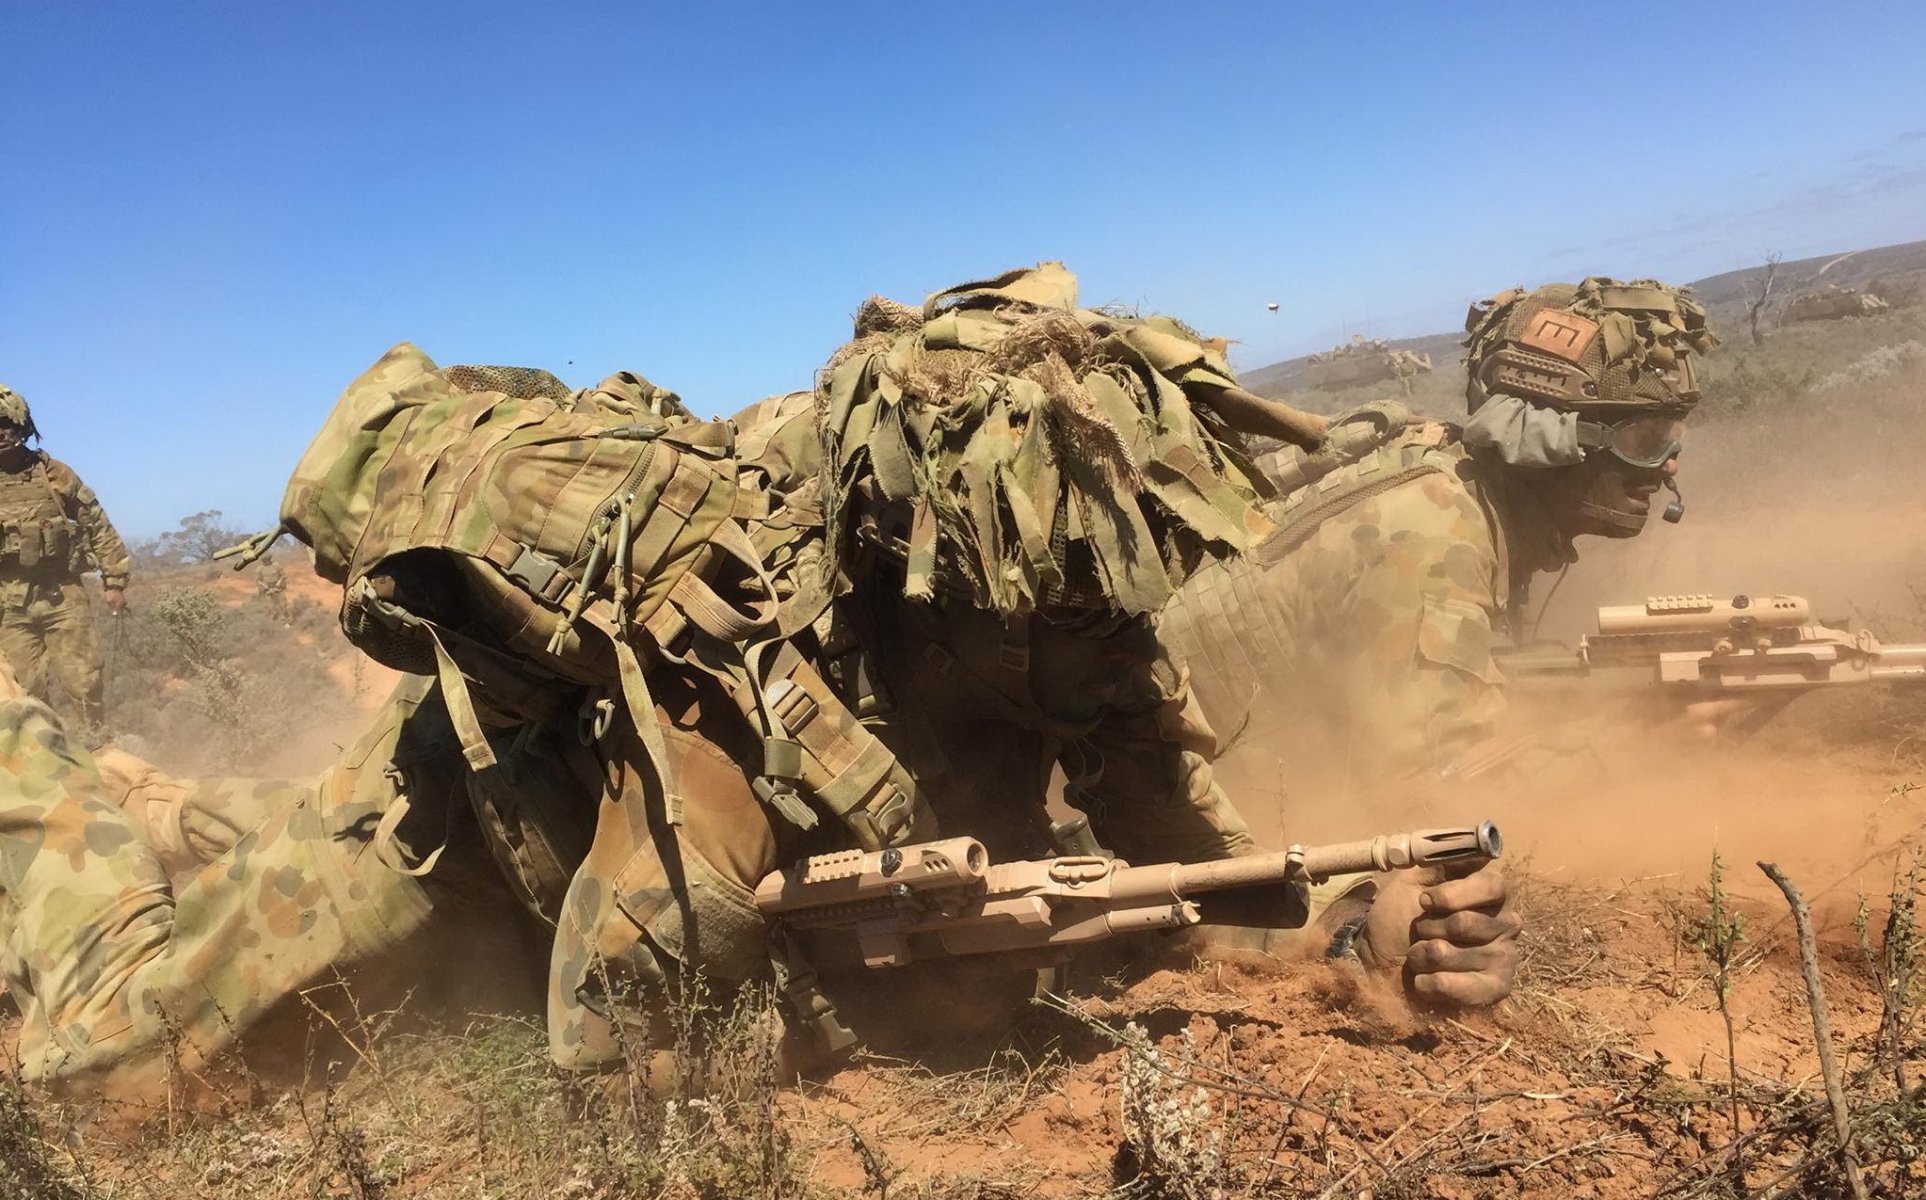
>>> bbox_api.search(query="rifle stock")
[754,823,1502,969]
[1504,593,1926,694]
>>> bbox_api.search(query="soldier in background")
[0,384,131,731]
[1163,279,1718,783]
[256,558,292,624]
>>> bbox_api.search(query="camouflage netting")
[443,363,574,401]
[817,263,1272,619]
[1464,277,1719,415]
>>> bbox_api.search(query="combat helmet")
[0,384,36,444]
[1460,278,1719,489]
[817,263,1272,622]
[1465,278,1718,418]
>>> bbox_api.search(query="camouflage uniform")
[0,448,130,729]
[1163,425,1562,780]
[0,541,1251,1094]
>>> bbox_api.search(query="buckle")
[505,545,569,603]
[868,789,912,843]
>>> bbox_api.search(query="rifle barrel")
[1870,644,1926,682]
[1108,823,1503,902]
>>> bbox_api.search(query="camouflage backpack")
[818,263,1274,621]
[253,343,775,804]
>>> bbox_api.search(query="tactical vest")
[0,457,79,578]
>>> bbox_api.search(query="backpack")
[245,344,930,853]
[261,343,775,806]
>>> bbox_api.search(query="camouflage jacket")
[1165,424,1542,781]
[0,451,132,595]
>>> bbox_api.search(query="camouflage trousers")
[0,579,105,730]
[0,665,784,1095]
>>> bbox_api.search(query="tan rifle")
[754,823,1501,969]
[1503,593,1926,694]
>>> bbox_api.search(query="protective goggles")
[1577,414,1686,470]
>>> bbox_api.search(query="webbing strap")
[660,419,736,455]
[427,625,499,771]
[593,613,682,826]
[648,519,780,652]
[1253,460,1446,567]
[372,786,448,878]
[812,735,898,818]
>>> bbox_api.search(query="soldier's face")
[1559,451,1680,538]
[0,423,25,453]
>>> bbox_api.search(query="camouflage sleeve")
[1063,650,1257,865]
[0,673,449,1092]
[1280,472,1510,776]
[48,460,131,588]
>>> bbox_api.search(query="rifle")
[754,823,1501,969]
[1502,593,1926,695]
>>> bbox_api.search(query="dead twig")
[1759,860,1871,1200]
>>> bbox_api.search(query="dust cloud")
[1209,360,1926,904]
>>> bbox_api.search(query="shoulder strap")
[1251,424,1457,567]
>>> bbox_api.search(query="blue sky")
[4,1,1924,536]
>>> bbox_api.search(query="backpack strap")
[1251,423,1457,567]
[730,640,929,850]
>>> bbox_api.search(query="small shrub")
[1114,1023,1234,1200]
[1815,340,1926,391]
[0,1069,95,1200]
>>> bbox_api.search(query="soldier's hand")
[1355,859,1519,1008]
[102,588,127,614]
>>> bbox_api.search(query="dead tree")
[1746,253,1783,346]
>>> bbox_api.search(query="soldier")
[256,558,292,624]
[1163,278,1717,784]
[0,268,1516,1099]
[0,384,131,731]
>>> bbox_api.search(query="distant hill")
[1241,331,1465,396]
[1241,237,1926,399]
